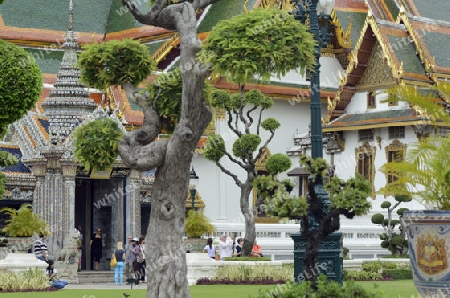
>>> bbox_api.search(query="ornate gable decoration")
[255,147,271,172]
[358,42,395,90]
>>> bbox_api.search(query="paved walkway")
[65,282,148,290]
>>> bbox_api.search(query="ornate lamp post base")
[291,232,343,283]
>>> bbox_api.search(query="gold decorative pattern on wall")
[357,42,396,90]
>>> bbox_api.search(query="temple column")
[61,163,77,239]
[42,153,64,254]
[126,170,141,238]
[29,161,47,218]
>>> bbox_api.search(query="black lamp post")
[290,0,343,284]
[189,167,199,210]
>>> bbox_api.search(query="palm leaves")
[380,82,450,209]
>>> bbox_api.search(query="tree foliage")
[202,8,316,84]
[262,155,372,220]
[265,153,292,176]
[78,39,155,90]
[73,118,124,170]
[0,39,42,137]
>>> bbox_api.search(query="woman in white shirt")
[203,238,216,260]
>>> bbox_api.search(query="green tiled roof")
[146,40,166,56]
[421,31,450,69]
[411,0,450,23]
[384,0,400,20]
[334,11,367,50]
[0,0,112,34]
[324,109,420,128]
[387,35,425,75]
[25,49,64,74]
[197,0,255,33]
[106,0,150,33]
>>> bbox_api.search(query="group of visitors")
[203,234,264,260]
[112,235,146,286]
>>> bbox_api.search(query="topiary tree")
[0,39,43,137]
[202,7,316,257]
[72,118,124,171]
[0,39,42,198]
[260,154,372,284]
[371,194,410,257]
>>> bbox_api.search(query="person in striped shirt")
[33,233,48,262]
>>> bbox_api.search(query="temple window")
[355,142,376,195]
[385,139,406,186]
[367,91,376,108]
[358,129,374,142]
[388,126,405,139]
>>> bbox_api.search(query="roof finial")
[68,0,74,32]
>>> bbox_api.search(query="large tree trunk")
[119,1,216,296]
[240,182,256,256]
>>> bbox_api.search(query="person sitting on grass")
[46,259,68,289]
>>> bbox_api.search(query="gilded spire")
[41,0,97,144]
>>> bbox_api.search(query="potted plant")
[184,209,215,252]
[379,83,450,297]
[0,203,50,252]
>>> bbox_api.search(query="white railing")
[209,223,387,260]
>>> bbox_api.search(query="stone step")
[77,270,115,283]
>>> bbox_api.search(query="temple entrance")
[75,178,126,270]
[141,203,151,236]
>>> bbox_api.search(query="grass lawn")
[0,281,419,298]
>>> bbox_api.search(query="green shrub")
[382,269,412,280]
[214,264,293,282]
[184,210,215,238]
[0,204,50,237]
[344,270,383,281]
[0,267,49,291]
[224,257,271,261]
[361,261,382,273]
[256,274,379,297]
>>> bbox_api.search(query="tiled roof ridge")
[376,19,405,30]
[405,11,450,28]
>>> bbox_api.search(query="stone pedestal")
[186,253,218,285]
[0,252,47,273]
[291,232,343,283]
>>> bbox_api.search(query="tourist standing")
[138,236,146,283]
[203,237,216,260]
[124,236,134,279]
[75,225,83,271]
[90,227,103,271]
[131,237,141,285]
[113,241,126,285]
[234,238,244,257]
[218,234,235,260]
